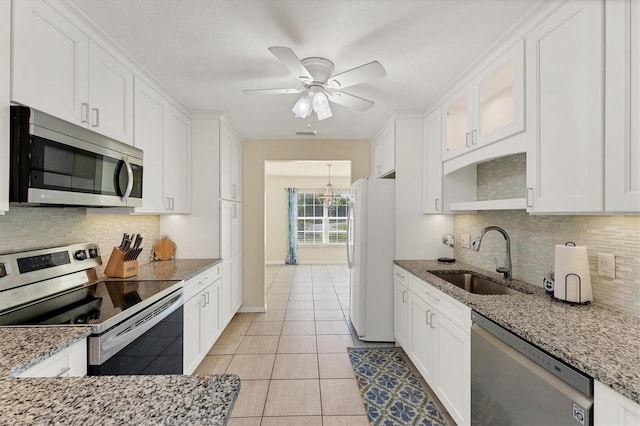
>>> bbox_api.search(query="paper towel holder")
[554,241,593,305]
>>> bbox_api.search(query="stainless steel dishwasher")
[471,312,593,425]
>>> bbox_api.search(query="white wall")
[265,174,351,264]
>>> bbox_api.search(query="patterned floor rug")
[348,347,451,426]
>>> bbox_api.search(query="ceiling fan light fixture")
[312,91,330,113]
[316,107,332,121]
[292,94,313,118]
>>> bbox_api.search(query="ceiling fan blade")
[268,46,313,83]
[243,88,304,95]
[327,61,386,89]
[326,91,375,112]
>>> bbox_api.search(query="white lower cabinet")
[594,380,640,426]
[16,338,87,378]
[408,292,435,383]
[396,268,471,426]
[433,310,470,425]
[183,265,223,375]
[393,279,410,350]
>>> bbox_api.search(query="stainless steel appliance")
[0,243,183,375]
[10,106,143,207]
[471,312,593,425]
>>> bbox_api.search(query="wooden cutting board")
[153,237,176,261]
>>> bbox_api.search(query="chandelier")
[318,164,342,207]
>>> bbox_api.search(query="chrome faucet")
[471,226,512,280]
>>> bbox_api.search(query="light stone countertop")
[395,259,640,404]
[0,258,238,425]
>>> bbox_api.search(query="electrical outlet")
[597,253,615,279]
[461,234,470,249]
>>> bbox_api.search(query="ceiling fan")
[243,46,386,120]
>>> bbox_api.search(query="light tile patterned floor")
[195,264,408,425]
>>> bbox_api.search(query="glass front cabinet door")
[442,40,525,161]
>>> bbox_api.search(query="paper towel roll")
[554,243,593,303]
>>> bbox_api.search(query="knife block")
[104,247,139,278]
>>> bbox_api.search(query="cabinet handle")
[472,129,478,145]
[81,103,89,123]
[232,204,237,219]
[91,108,100,127]
[55,366,71,377]
[171,197,175,210]
[395,272,405,279]
[429,312,436,329]
[402,290,408,303]
[526,188,534,208]
[425,309,431,325]
[205,291,210,305]
[376,165,381,175]
[435,198,440,212]
[465,132,471,147]
[165,197,172,210]
[201,294,207,307]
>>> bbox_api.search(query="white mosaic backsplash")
[0,206,160,274]
[453,154,640,316]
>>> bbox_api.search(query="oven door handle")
[101,294,184,354]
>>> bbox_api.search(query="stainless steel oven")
[0,243,184,375]
[10,106,143,208]
[471,312,593,425]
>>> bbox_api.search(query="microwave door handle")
[120,157,134,202]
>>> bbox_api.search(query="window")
[297,191,349,245]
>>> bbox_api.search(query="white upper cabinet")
[87,41,134,144]
[11,0,89,127]
[134,77,191,214]
[525,0,604,213]
[11,0,134,144]
[164,105,191,213]
[422,108,444,214]
[0,0,10,214]
[442,40,525,161]
[372,117,396,178]
[220,121,242,201]
[605,0,640,213]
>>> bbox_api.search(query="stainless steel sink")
[428,271,521,295]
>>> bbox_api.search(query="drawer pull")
[395,272,405,279]
[402,290,408,303]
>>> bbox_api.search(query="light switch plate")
[461,234,470,249]
[597,253,615,279]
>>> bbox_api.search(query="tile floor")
[194,264,396,425]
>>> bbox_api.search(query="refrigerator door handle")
[346,200,355,268]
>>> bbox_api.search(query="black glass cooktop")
[0,280,180,331]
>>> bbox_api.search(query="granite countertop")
[395,259,640,404]
[106,258,222,282]
[0,258,238,424]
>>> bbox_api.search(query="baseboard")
[237,306,266,313]
[265,261,285,265]
[297,261,348,265]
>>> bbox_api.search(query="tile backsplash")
[0,206,160,274]
[453,154,639,316]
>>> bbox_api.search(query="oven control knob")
[88,248,99,258]
[74,250,87,261]
[75,314,88,324]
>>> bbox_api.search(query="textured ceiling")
[70,0,539,140]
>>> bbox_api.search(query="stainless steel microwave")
[10,106,143,207]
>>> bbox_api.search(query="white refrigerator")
[347,177,395,342]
